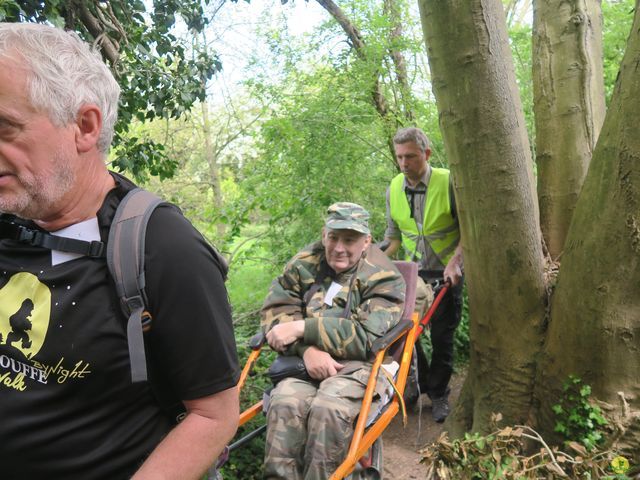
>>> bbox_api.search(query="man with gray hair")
[261,202,405,479]
[384,126,464,423]
[0,23,239,479]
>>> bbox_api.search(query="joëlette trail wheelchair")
[226,261,449,479]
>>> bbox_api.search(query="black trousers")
[415,274,464,399]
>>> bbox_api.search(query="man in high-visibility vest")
[383,127,464,423]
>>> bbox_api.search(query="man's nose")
[334,240,346,252]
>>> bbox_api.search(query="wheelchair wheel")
[346,438,383,480]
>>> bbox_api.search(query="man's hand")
[266,320,305,352]
[383,238,401,258]
[302,346,344,381]
[443,244,463,286]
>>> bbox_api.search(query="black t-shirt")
[0,173,239,479]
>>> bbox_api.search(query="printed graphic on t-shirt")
[0,271,92,391]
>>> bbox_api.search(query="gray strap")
[127,306,148,382]
[107,188,165,383]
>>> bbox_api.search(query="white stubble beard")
[0,148,76,220]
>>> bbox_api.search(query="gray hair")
[393,127,430,152]
[0,23,120,154]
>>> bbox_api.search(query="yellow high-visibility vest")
[389,168,459,268]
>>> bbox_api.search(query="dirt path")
[381,371,465,479]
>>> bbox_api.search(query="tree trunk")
[533,0,606,259]
[535,3,640,461]
[383,0,415,124]
[418,0,548,436]
[200,100,225,239]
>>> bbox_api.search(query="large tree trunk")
[418,0,547,435]
[535,3,640,461]
[533,0,606,259]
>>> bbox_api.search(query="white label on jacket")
[324,281,342,306]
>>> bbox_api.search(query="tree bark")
[533,0,606,260]
[535,3,640,461]
[418,0,548,436]
[75,0,121,66]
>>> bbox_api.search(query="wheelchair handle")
[416,280,450,337]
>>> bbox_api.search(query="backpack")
[0,187,228,416]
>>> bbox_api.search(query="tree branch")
[75,0,121,66]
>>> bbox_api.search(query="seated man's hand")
[302,346,344,381]
[266,320,305,352]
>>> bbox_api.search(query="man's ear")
[74,104,102,153]
[363,234,372,250]
[424,148,432,162]
[321,227,326,246]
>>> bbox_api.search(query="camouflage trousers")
[263,362,386,480]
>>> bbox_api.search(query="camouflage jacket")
[261,242,405,361]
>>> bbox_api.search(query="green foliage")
[509,22,535,148]
[553,375,609,451]
[135,96,263,248]
[0,0,19,19]
[226,235,280,314]
[240,65,396,263]
[230,0,442,264]
[221,234,281,478]
[222,314,276,480]
[111,134,177,180]
[603,0,636,104]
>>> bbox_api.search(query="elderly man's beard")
[0,150,76,221]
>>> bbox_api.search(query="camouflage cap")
[325,202,370,235]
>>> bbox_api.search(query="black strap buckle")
[17,226,44,245]
[88,240,105,258]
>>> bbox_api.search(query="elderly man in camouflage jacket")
[261,202,406,480]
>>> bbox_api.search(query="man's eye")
[0,119,18,134]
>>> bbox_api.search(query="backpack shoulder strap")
[107,188,165,383]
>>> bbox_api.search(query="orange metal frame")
[237,346,264,427]
[330,311,419,479]
[233,312,422,479]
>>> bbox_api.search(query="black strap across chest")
[0,216,106,257]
